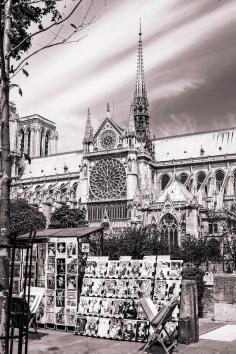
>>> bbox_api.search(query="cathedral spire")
[135,18,147,100]
[83,108,93,144]
[132,20,150,146]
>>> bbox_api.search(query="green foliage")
[182,265,205,318]
[9,1,59,60]
[49,205,87,229]
[10,198,46,237]
[103,225,182,259]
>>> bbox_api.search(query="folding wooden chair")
[140,297,179,354]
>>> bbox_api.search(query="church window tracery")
[160,174,170,191]
[99,130,117,150]
[89,158,126,200]
[197,171,206,191]
[160,213,178,249]
[179,173,188,185]
[215,170,225,193]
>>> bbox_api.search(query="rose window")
[89,158,126,200]
[99,130,117,150]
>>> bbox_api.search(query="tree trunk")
[0,0,12,352]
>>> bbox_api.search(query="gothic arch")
[19,129,24,152]
[178,172,188,185]
[160,174,170,191]
[160,213,178,249]
[215,169,225,194]
[45,130,50,156]
[196,170,206,191]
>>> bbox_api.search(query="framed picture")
[88,298,101,315]
[117,260,130,278]
[77,296,90,315]
[76,317,87,335]
[103,280,116,298]
[67,275,76,290]
[67,258,78,274]
[56,242,66,258]
[97,318,110,338]
[55,307,65,324]
[136,321,149,342]
[46,290,55,306]
[85,317,98,336]
[108,319,123,340]
[56,290,65,307]
[47,274,55,289]
[47,258,55,273]
[81,278,93,296]
[56,274,65,290]
[122,320,136,341]
[66,291,77,307]
[47,242,56,257]
[106,261,118,278]
[130,260,141,278]
[67,241,77,258]
[57,258,65,274]
[100,298,113,317]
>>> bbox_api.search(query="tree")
[49,205,87,229]
[0,1,96,350]
[10,198,46,237]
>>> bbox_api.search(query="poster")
[117,260,130,278]
[103,279,116,297]
[115,279,127,298]
[95,260,107,278]
[112,299,125,318]
[55,307,65,324]
[67,241,77,258]
[169,260,183,278]
[130,260,141,278]
[88,298,101,315]
[56,242,66,258]
[57,259,65,274]
[48,242,56,257]
[123,300,138,320]
[84,260,97,277]
[156,261,170,279]
[136,321,149,342]
[122,320,136,341]
[91,279,104,297]
[85,317,98,336]
[137,279,153,297]
[108,319,123,339]
[48,258,55,273]
[81,278,93,296]
[67,258,78,274]
[107,261,118,278]
[78,296,90,315]
[153,279,167,299]
[56,274,65,289]
[56,290,65,307]
[100,298,113,317]
[46,290,55,306]
[66,291,77,307]
[127,279,139,298]
[97,318,110,337]
[76,317,87,335]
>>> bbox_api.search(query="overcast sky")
[11,0,236,152]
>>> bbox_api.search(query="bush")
[49,205,87,228]
[10,199,46,237]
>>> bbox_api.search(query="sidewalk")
[25,320,236,354]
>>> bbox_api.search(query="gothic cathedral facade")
[9,29,236,246]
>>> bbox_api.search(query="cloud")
[10,0,236,152]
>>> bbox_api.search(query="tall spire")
[132,20,150,146]
[83,108,93,144]
[135,18,147,99]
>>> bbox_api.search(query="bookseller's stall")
[75,256,183,342]
[14,226,104,329]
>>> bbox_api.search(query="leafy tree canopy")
[49,204,87,229]
[10,198,46,237]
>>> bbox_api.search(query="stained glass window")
[89,158,126,200]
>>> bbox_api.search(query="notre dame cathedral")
[8,27,236,246]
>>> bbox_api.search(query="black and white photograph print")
[134,300,147,320]
[85,317,98,336]
[95,260,107,278]
[156,261,170,279]
[55,307,65,325]
[117,260,130,278]
[56,274,65,290]
[100,298,113,318]
[169,260,183,278]
[47,243,56,257]
[67,258,78,274]
[112,299,125,318]
[77,297,90,315]
[75,317,87,336]
[67,241,77,258]
[47,274,55,290]
[46,312,55,324]
[66,291,77,307]
[56,290,65,307]
[56,242,66,258]
[137,279,153,298]
[108,319,123,340]
[140,260,155,278]
[115,279,127,298]
[46,290,55,306]
[127,279,139,298]
[123,300,137,320]
[153,279,167,300]
[103,279,116,298]
[106,260,118,278]
[91,279,104,297]
[130,260,141,278]
[84,261,97,277]
[67,275,76,290]
[122,320,136,341]
[81,278,93,296]
[88,297,101,316]
[47,258,55,273]
[97,318,110,338]
[57,258,66,274]
[136,321,149,342]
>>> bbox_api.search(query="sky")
[11,0,236,152]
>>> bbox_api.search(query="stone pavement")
[24,320,236,354]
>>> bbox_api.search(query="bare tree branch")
[8,0,84,57]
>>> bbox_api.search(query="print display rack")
[38,238,79,330]
[75,256,183,343]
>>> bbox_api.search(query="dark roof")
[18,226,103,242]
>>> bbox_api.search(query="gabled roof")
[93,117,124,141]
[158,178,193,203]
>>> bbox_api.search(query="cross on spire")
[83,108,93,144]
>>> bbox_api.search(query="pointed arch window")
[160,213,178,250]
[197,171,206,191]
[19,129,24,152]
[179,173,188,185]
[215,170,225,193]
[160,174,170,191]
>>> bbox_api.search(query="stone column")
[178,280,199,344]
[24,130,29,153]
[30,128,35,157]
[41,132,46,157]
